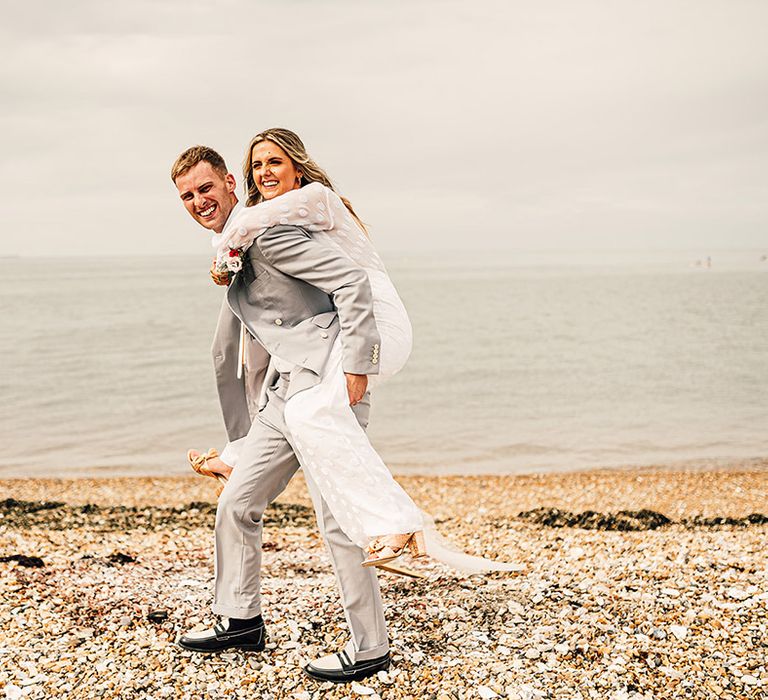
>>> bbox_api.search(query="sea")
[1,250,766,477]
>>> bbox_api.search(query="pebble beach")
[1,462,767,700]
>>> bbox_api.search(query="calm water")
[1,251,766,477]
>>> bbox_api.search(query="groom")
[171,145,390,683]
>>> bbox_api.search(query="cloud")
[1,0,767,256]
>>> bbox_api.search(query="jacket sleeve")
[255,224,381,375]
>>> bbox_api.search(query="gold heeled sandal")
[362,531,427,568]
[373,561,427,579]
[187,448,229,496]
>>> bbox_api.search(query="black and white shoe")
[303,649,390,684]
[178,616,266,653]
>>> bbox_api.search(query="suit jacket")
[212,224,381,443]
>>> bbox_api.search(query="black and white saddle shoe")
[177,616,266,653]
[303,649,390,684]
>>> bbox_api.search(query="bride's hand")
[209,260,231,286]
[345,373,368,406]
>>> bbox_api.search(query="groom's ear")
[224,172,237,193]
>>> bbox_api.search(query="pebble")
[669,625,688,641]
[726,587,750,601]
[377,670,394,684]
[659,666,684,679]
[351,682,375,695]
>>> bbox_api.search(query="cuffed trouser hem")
[343,638,390,664]
[211,602,262,619]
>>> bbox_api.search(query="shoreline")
[3,454,767,482]
[2,464,766,699]
[2,460,766,517]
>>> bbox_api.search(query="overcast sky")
[2,0,767,257]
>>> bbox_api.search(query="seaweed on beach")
[515,507,768,531]
[3,498,766,534]
[683,513,768,527]
[1,498,64,513]
[0,499,314,531]
[516,507,672,530]
[0,554,45,567]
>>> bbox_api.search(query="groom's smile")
[195,201,221,226]
[175,161,238,233]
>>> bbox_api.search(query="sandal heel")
[362,531,428,568]
[409,531,427,558]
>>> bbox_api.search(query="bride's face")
[250,141,303,200]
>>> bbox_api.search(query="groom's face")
[175,161,237,233]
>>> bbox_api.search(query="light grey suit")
[209,223,388,663]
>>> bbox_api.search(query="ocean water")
[1,251,766,477]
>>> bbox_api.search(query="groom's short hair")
[171,145,228,182]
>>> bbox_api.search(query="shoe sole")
[302,661,390,684]
[177,641,265,654]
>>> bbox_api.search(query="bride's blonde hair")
[242,128,367,233]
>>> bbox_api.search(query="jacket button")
[274,318,283,326]
[321,332,328,339]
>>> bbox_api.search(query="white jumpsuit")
[216,183,422,547]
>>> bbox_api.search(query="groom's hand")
[210,260,231,286]
[345,373,368,406]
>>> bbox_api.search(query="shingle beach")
[2,462,766,700]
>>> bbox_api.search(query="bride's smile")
[249,140,303,200]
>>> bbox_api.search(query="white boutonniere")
[217,248,245,274]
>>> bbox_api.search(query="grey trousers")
[211,373,389,662]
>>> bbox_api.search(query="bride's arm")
[224,183,336,251]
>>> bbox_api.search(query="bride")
[189,128,519,574]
